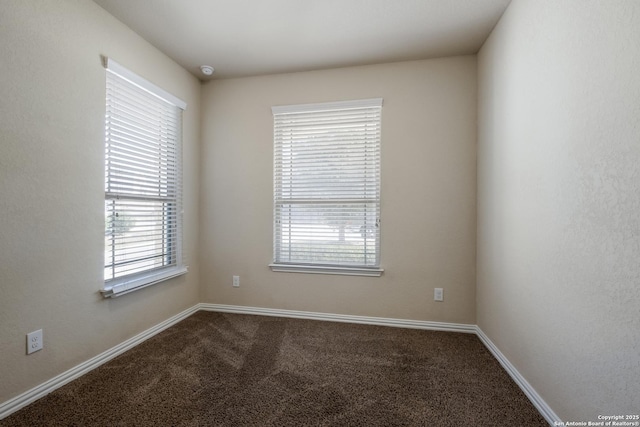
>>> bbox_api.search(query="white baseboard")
[475,327,560,426]
[199,303,477,334]
[1,303,558,427]
[0,304,200,420]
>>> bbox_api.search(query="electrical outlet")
[434,288,444,302]
[233,275,240,288]
[27,329,43,354]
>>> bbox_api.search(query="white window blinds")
[271,98,383,276]
[103,59,187,297]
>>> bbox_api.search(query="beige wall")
[200,58,477,323]
[0,0,201,402]
[477,0,640,421]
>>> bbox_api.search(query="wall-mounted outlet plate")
[434,288,444,302]
[233,275,240,287]
[27,329,43,354]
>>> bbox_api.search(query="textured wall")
[0,0,201,402]
[199,57,477,324]
[477,0,640,421]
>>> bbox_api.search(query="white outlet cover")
[434,288,444,302]
[27,329,43,354]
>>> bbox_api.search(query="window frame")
[101,58,187,298]
[270,98,384,277]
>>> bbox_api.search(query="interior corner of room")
[0,0,638,424]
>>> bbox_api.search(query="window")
[102,58,187,297]
[270,98,383,276]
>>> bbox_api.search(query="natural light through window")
[103,58,187,297]
[270,98,383,276]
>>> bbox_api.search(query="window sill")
[269,263,383,277]
[101,266,188,298]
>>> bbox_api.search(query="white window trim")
[101,266,188,298]
[271,98,381,115]
[269,263,383,277]
[101,57,187,298]
[271,98,383,276]
[104,58,187,111]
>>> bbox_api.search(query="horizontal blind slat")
[273,101,381,268]
[105,68,184,284]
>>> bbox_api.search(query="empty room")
[0,0,638,425]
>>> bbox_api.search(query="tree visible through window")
[102,58,187,297]
[272,99,382,272]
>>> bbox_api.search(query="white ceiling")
[93,0,511,80]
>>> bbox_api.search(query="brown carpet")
[1,311,547,426]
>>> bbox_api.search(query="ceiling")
[93,0,511,80]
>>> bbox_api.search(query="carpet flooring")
[1,311,548,426]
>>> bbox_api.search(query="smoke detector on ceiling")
[200,65,214,76]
